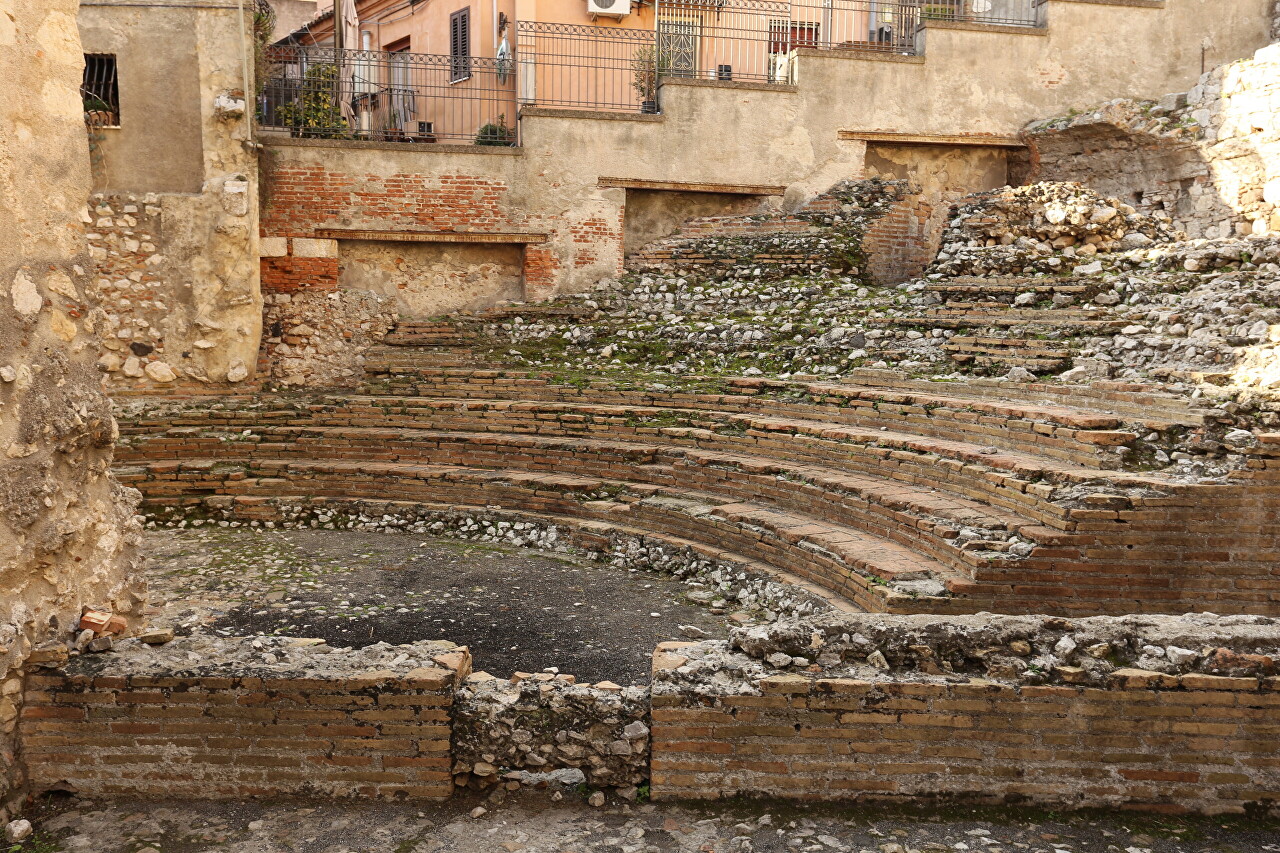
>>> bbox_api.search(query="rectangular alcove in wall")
[622,189,778,256]
[338,239,525,317]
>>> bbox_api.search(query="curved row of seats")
[114,353,1280,617]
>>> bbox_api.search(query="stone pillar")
[0,0,143,821]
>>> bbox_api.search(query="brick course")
[650,647,1280,813]
[20,657,466,799]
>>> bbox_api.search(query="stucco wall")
[79,0,263,391]
[340,240,525,316]
[0,0,143,821]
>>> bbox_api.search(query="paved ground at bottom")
[14,790,1280,853]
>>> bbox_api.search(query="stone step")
[121,422,1038,548]
[121,456,968,606]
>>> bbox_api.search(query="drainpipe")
[236,0,255,147]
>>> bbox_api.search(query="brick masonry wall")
[863,196,938,286]
[259,152,625,308]
[650,644,1280,813]
[19,645,468,799]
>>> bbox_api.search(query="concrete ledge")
[520,106,663,122]
[259,135,523,155]
[1046,0,1163,7]
[840,130,1026,148]
[920,19,1048,35]
[598,177,786,195]
[661,78,799,94]
[314,228,548,244]
[797,46,925,64]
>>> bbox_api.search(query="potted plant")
[921,3,958,20]
[631,44,668,114]
[475,113,516,146]
[82,94,117,127]
[273,63,349,139]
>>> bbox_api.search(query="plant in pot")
[631,45,669,114]
[273,63,349,139]
[82,94,117,127]
[921,3,958,20]
[475,113,517,145]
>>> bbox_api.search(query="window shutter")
[450,8,471,80]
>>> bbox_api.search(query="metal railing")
[516,22,658,112]
[260,45,519,145]
[258,0,1042,140]
[82,53,120,126]
[521,0,1040,112]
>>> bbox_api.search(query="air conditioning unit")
[587,0,630,18]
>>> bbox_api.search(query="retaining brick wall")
[258,150,622,303]
[260,256,340,294]
[19,648,468,799]
[863,195,939,285]
[650,644,1280,813]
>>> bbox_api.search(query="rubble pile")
[453,676,650,792]
[651,612,1280,696]
[452,182,1279,428]
[52,633,465,679]
[929,182,1183,277]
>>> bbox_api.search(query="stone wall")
[17,613,1280,814]
[0,0,142,822]
[651,613,1280,813]
[1025,41,1280,241]
[258,286,397,388]
[78,0,262,392]
[20,636,466,798]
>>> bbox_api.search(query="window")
[81,54,119,125]
[657,16,698,78]
[450,8,471,82]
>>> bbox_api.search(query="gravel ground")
[14,790,1280,853]
[141,528,727,684]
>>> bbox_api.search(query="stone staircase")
[915,275,1118,374]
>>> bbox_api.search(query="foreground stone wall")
[1026,41,1280,241]
[0,0,142,821]
[21,637,467,799]
[651,614,1280,813]
[17,614,1280,814]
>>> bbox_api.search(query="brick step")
[876,308,1124,331]
[364,346,490,368]
[382,332,477,347]
[121,457,969,610]
[944,336,1075,372]
[925,277,1102,304]
[119,423,1044,573]
[945,336,1077,357]
[947,354,1073,373]
[121,386,1154,481]
[841,368,1216,428]
[340,383,1144,469]
[346,369,1162,457]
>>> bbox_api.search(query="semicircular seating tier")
[114,328,1280,618]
